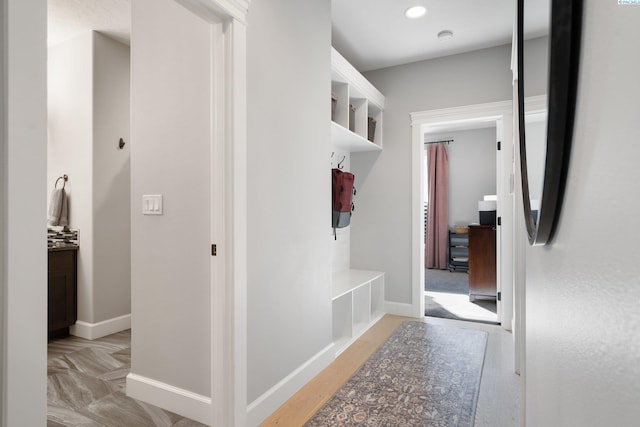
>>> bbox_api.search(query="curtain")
[425,143,449,269]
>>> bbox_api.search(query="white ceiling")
[47,0,548,72]
[332,0,549,72]
[48,0,131,47]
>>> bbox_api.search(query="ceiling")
[333,0,549,72]
[47,0,548,72]
[48,0,131,47]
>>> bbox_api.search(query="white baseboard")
[70,313,131,340]
[246,343,335,426]
[126,373,211,425]
[384,301,418,318]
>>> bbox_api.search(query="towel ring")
[55,174,68,189]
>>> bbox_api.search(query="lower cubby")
[332,293,353,352]
[353,285,371,336]
[371,276,384,320]
[331,269,385,356]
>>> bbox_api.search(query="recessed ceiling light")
[405,6,427,19]
[437,30,454,40]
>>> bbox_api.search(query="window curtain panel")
[425,143,449,269]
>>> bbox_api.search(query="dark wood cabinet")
[48,248,78,338]
[468,225,496,301]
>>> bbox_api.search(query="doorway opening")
[43,1,248,425]
[423,126,499,324]
[410,100,515,333]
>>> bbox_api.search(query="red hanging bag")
[332,168,355,238]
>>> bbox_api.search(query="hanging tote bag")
[332,168,356,238]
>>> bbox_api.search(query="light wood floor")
[260,314,521,427]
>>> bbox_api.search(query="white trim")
[229,20,248,427]
[411,121,426,319]
[171,2,248,426]
[126,373,212,425]
[410,100,513,126]
[69,314,131,340]
[384,301,418,318]
[176,0,249,24]
[524,94,547,113]
[246,343,335,426]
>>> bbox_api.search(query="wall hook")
[118,138,126,149]
[54,174,68,189]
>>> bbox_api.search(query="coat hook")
[118,138,126,149]
[55,174,68,189]
[337,155,346,170]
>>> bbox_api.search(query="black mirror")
[517,0,583,245]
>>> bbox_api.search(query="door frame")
[176,1,249,425]
[0,1,249,426]
[409,100,515,333]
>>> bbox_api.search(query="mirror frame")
[517,0,583,245]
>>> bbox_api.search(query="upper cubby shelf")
[331,47,385,152]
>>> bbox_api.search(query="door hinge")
[497,291,502,301]
[497,140,501,151]
[497,216,502,226]
[211,244,217,256]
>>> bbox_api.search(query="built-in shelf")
[332,269,385,356]
[331,47,384,151]
[331,121,382,152]
[332,269,383,300]
[330,48,386,357]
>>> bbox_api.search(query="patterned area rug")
[305,322,488,427]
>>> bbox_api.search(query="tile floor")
[47,330,207,427]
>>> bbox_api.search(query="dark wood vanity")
[468,225,496,301]
[48,245,78,338]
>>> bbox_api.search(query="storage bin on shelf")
[349,104,356,132]
[368,117,377,142]
[331,92,338,121]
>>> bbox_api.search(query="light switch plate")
[142,194,163,215]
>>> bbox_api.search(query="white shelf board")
[331,47,384,110]
[332,269,384,300]
[331,121,382,153]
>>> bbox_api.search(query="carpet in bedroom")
[425,268,498,325]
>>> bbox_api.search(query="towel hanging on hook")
[49,175,69,227]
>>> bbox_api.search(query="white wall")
[428,127,497,227]
[48,33,94,321]
[523,119,545,204]
[357,44,513,303]
[355,40,548,305]
[92,33,131,323]
[1,0,48,424]
[48,32,131,326]
[246,0,332,411]
[130,0,211,398]
[523,36,549,98]
[524,3,640,425]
